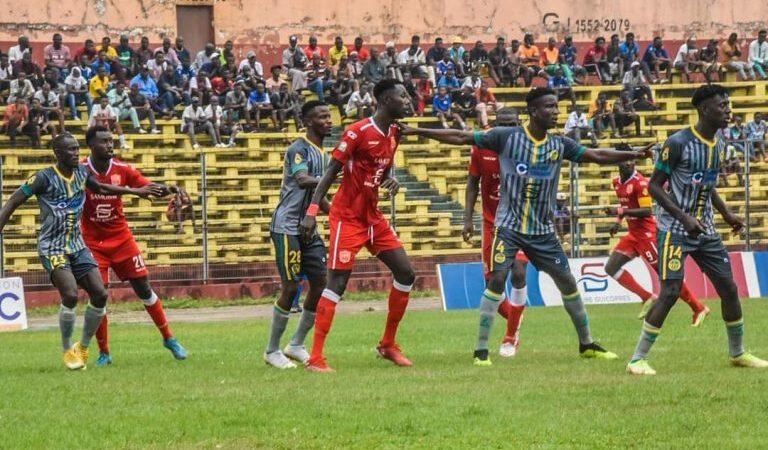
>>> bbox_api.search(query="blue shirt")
[432,94,451,113]
[91,60,111,76]
[436,60,455,77]
[248,90,271,106]
[548,76,570,88]
[643,45,669,64]
[130,74,159,98]
[559,44,578,66]
[437,75,460,88]
[619,42,640,59]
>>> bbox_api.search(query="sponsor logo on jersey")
[626,184,634,194]
[110,174,122,185]
[515,163,528,175]
[339,250,351,263]
[369,140,380,145]
[346,130,357,140]
[667,258,681,271]
[294,153,303,165]
[549,150,559,161]
[661,147,669,161]
[338,141,348,152]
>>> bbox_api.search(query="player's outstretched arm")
[86,176,165,198]
[580,143,655,164]
[649,169,705,237]
[300,158,343,243]
[0,190,29,233]
[712,188,745,234]
[463,174,480,243]
[399,124,475,146]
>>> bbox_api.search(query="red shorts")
[614,232,659,265]
[328,217,403,270]
[86,234,148,283]
[482,220,528,280]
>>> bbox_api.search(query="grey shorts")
[490,227,570,279]
[39,248,98,281]
[657,230,732,281]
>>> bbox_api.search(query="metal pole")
[569,162,579,258]
[744,139,752,251]
[200,149,209,283]
[0,156,4,277]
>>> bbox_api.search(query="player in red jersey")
[464,108,528,358]
[603,144,709,325]
[82,125,188,366]
[300,79,414,372]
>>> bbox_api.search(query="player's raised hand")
[609,222,620,237]
[299,215,316,244]
[680,214,706,238]
[724,212,746,234]
[635,143,656,159]
[134,184,166,198]
[462,220,474,243]
[381,178,399,198]
[397,123,417,135]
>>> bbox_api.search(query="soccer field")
[4,300,768,449]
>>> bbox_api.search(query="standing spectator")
[397,35,428,79]
[224,82,248,125]
[583,36,611,83]
[381,42,402,81]
[155,37,180,68]
[746,112,767,161]
[282,35,309,91]
[673,38,705,82]
[559,35,586,84]
[64,67,92,120]
[474,83,498,129]
[344,82,374,119]
[247,82,276,130]
[204,96,237,147]
[426,37,447,68]
[721,33,755,81]
[3,97,30,146]
[116,35,136,77]
[641,37,672,84]
[623,61,654,103]
[73,39,98,65]
[432,85,459,129]
[699,39,721,82]
[618,33,640,79]
[451,85,475,130]
[238,51,264,78]
[8,72,35,103]
[182,96,219,149]
[304,36,325,61]
[588,91,616,138]
[195,43,217,71]
[564,106,598,147]
[8,36,30,64]
[107,81,143,134]
[128,83,161,134]
[328,36,348,67]
[521,34,545,81]
[349,37,370,62]
[134,37,154,69]
[44,33,72,79]
[33,82,65,136]
[607,34,623,82]
[272,83,302,131]
[547,66,576,106]
[362,48,386,84]
[89,66,111,100]
[89,95,129,149]
[174,37,191,68]
[612,90,641,137]
[748,30,768,80]
[487,37,511,86]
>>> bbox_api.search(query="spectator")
[474,83,498,129]
[542,37,569,82]
[559,35,586,84]
[307,53,334,102]
[508,39,533,87]
[195,43,217,71]
[427,37,447,68]
[204,95,237,147]
[219,40,236,66]
[641,37,672,84]
[95,36,118,61]
[76,54,94,82]
[33,82,65,136]
[89,66,111,100]
[155,37,180,68]
[211,69,234,105]
[90,50,113,78]
[64,67,92,120]
[224,82,248,125]
[265,65,287,94]
[8,36,30,65]
[328,36,348,67]
[588,91,616,138]
[177,58,196,84]
[199,52,223,78]
[554,192,571,239]
[347,51,363,79]
[414,74,432,116]
[746,112,767,161]
[432,85,458,129]
[623,61,654,103]
[469,41,489,68]
[748,30,768,80]
[128,83,161,134]
[107,80,143,134]
[26,98,50,146]
[583,36,611,83]
[362,48,386,84]
[304,36,325,61]
[607,34,623,83]
[95,36,124,81]
[3,97,32,146]
[673,38,705,83]
[451,85,475,130]
[521,34,545,82]
[461,68,483,91]
[189,70,213,105]
[449,37,466,62]
[397,35,428,79]
[146,52,169,80]
[272,83,302,131]
[134,37,153,69]
[613,89,641,137]
[488,37,511,86]
[618,33,640,78]
[456,51,473,78]
[183,96,219,149]
[0,54,12,95]
[247,82,276,130]
[564,106,598,147]
[8,72,35,103]
[224,54,238,75]
[90,95,129,149]
[400,71,419,112]
[116,35,136,77]
[13,51,42,82]
[349,37,370,62]
[158,65,188,113]
[720,117,744,185]
[345,82,374,119]
[436,52,455,79]
[721,33,756,81]
[437,69,460,90]
[381,42,402,81]
[74,39,98,65]
[44,33,72,79]
[282,35,309,91]
[699,39,721,82]
[238,51,264,79]
[174,37,191,68]
[130,65,168,117]
[547,66,576,106]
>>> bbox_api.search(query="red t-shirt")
[612,171,657,236]
[81,157,150,243]
[330,118,401,225]
[468,146,500,224]
[583,45,607,65]
[348,46,370,62]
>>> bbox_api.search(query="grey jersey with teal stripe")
[654,127,723,236]
[20,166,89,256]
[474,126,585,235]
[270,137,327,235]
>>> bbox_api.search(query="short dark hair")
[301,100,326,118]
[86,125,110,144]
[626,32,635,39]
[51,132,76,150]
[373,79,403,101]
[691,84,729,107]
[525,87,556,106]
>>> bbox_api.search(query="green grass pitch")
[3,300,768,448]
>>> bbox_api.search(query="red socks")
[614,269,654,302]
[679,281,705,313]
[504,304,525,344]
[145,298,173,340]
[379,281,411,348]
[96,314,110,354]
[310,292,339,363]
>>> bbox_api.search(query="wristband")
[306,203,319,217]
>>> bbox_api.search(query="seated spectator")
[381,42,402,81]
[508,39,534,87]
[189,70,213,104]
[641,37,672,84]
[307,54,334,102]
[583,36,611,84]
[224,82,248,125]
[347,51,363,79]
[89,95,129,149]
[247,82,277,130]
[76,55,94,82]
[195,43,217,71]
[203,96,237,147]
[542,37,570,82]
[330,69,355,118]
[746,112,767,161]
[176,59,196,85]
[74,39,98,65]
[449,37,466,63]
[559,36,586,84]
[211,69,234,105]
[282,35,309,91]
[468,40,489,69]
[426,37,447,69]
[33,82,65,136]
[95,36,125,82]
[328,36,348,67]
[451,85,475,131]
[699,39,721,82]
[272,83,302,131]
[414,74,432,116]
[8,35,30,65]
[8,71,35,103]
[618,33,640,79]
[673,38,705,83]
[199,52,223,78]
[304,36,325,61]
[721,33,756,81]
[134,36,154,69]
[91,50,113,78]
[182,96,220,149]
[474,83,498,129]
[436,52,455,79]
[521,34,545,81]
[613,90,641,137]
[44,33,72,80]
[362,48,386,84]
[13,51,42,82]
[588,91,616,138]
[622,61,655,104]
[130,65,169,118]
[461,68,483,91]
[3,97,31,147]
[554,192,571,239]
[239,51,264,79]
[0,54,12,94]
[265,65,287,94]
[345,82,374,119]
[27,98,52,146]
[107,81,144,134]
[89,66,111,100]
[349,37,370,62]
[564,106,598,147]
[64,67,92,120]
[488,37,512,86]
[432,85,461,129]
[547,66,576,106]
[607,34,623,83]
[147,52,169,80]
[748,30,768,80]
[457,51,473,78]
[155,37,180,68]
[158,65,189,113]
[128,83,160,134]
[219,40,236,66]
[174,37,191,68]
[437,69,460,90]
[720,118,744,185]
[397,35,428,80]
[115,35,135,77]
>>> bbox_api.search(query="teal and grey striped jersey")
[270,137,328,235]
[20,165,90,256]
[474,126,585,235]
[654,127,723,236]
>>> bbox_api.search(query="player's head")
[373,79,411,119]
[86,125,114,161]
[692,84,731,128]
[301,100,333,137]
[51,132,80,169]
[614,142,635,175]
[525,87,559,130]
[494,107,519,127]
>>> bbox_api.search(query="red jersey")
[468,145,500,224]
[330,118,401,225]
[81,157,150,242]
[612,171,657,236]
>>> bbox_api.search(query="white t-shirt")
[397,48,426,65]
[203,104,223,126]
[188,77,212,95]
[238,59,264,77]
[673,44,698,65]
[461,77,482,90]
[88,104,117,127]
[564,111,589,133]
[182,105,208,122]
[345,91,373,114]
